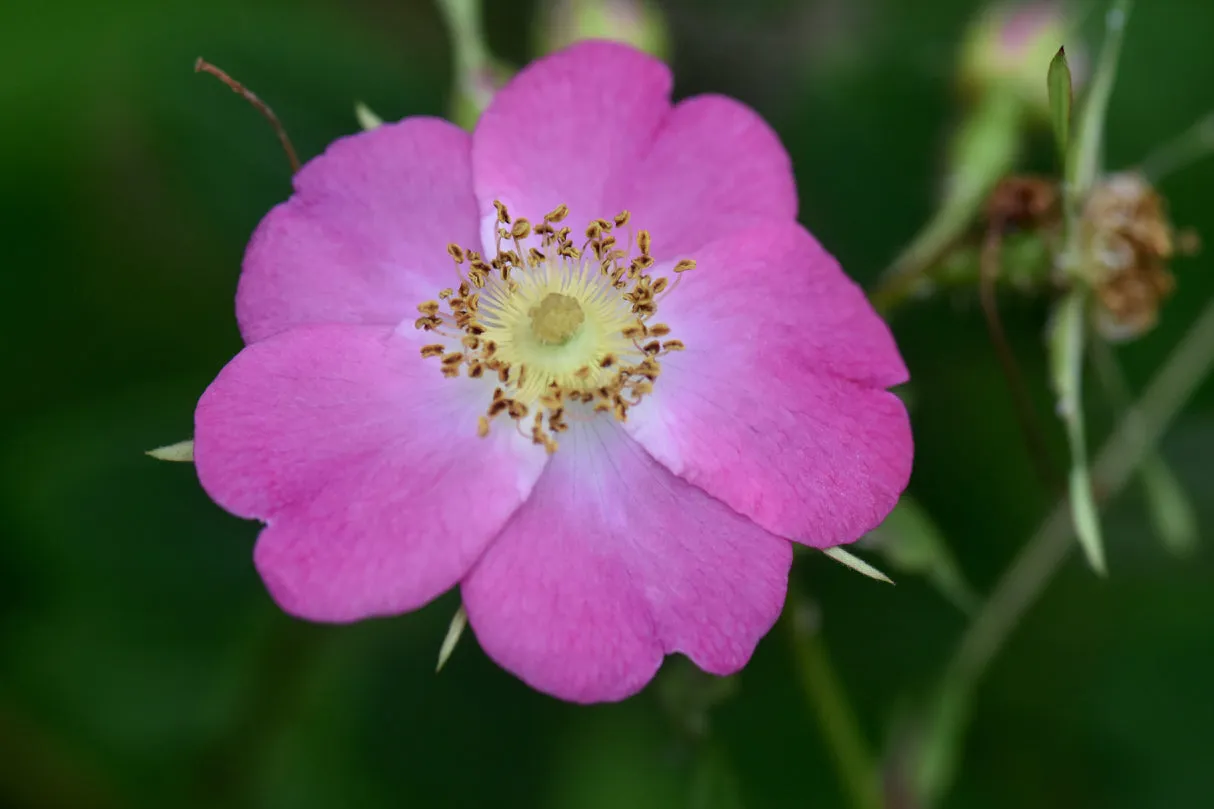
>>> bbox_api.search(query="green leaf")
[822,547,894,584]
[1048,290,1107,574]
[1068,0,1133,204]
[867,498,977,613]
[1047,46,1073,169]
[145,439,194,462]
[435,603,467,672]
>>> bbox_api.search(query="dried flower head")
[1079,171,1185,340]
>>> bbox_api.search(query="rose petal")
[461,420,791,703]
[471,41,672,247]
[626,222,913,548]
[194,324,547,621]
[603,94,798,260]
[237,118,480,344]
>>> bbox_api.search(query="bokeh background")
[3,1,1213,807]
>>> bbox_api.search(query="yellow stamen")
[416,201,692,453]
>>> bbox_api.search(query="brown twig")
[977,225,1066,494]
[194,57,301,174]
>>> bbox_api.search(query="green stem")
[435,0,491,82]
[870,232,1053,318]
[945,293,1214,692]
[1067,0,1132,203]
[786,600,883,809]
[434,0,500,129]
[1089,337,1198,555]
[873,91,1024,312]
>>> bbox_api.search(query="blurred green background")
[3,1,1213,807]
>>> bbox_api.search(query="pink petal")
[194,324,547,622]
[461,422,792,703]
[602,94,798,260]
[237,118,480,344]
[471,40,672,243]
[626,222,913,548]
[471,43,797,261]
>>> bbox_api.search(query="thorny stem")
[194,58,301,175]
[786,596,884,809]
[945,294,1214,693]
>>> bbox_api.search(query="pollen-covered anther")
[415,200,693,450]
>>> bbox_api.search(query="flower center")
[530,292,585,344]
[413,200,695,453]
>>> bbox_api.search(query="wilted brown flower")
[1079,171,1185,340]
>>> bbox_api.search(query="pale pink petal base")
[194,324,547,622]
[627,222,913,548]
[461,421,792,703]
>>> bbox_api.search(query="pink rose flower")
[194,41,912,702]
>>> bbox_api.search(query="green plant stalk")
[786,603,883,809]
[435,0,499,129]
[1067,0,1133,207]
[870,231,1053,316]
[1088,337,1198,555]
[874,91,1024,306]
[905,293,1214,808]
[1049,289,1106,573]
[947,291,1214,700]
